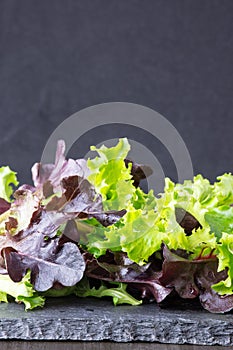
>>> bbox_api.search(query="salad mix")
[0,138,233,313]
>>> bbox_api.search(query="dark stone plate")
[0,296,232,346]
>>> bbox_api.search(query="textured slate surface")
[0,296,232,346]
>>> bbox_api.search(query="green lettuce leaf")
[43,285,77,298]
[86,141,216,263]
[75,278,142,306]
[86,139,159,261]
[211,232,233,295]
[0,166,18,202]
[205,206,233,241]
[87,138,134,211]
[0,271,45,310]
[86,140,233,275]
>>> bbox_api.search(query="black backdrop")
[0,0,233,186]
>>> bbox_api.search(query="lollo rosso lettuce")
[0,138,233,313]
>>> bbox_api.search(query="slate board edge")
[0,314,232,346]
[0,297,233,346]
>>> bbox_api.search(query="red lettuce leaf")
[1,211,86,292]
[31,140,90,193]
[124,159,153,188]
[2,240,85,292]
[83,250,172,303]
[175,207,201,236]
[0,198,10,215]
[195,261,233,313]
[46,175,126,227]
[159,245,200,298]
[158,245,233,313]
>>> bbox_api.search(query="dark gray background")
[0,0,233,186]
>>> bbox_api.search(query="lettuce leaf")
[87,138,134,211]
[212,232,233,295]
[205,206,233,241]
[0,187,40,235]
[0,270,45,310]
[0,166,18,202]
[86,150,159,261]
[75,277,142,306]
[2,138,233,313]
[86,140,233,291]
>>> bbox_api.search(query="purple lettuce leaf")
[31,140,90,194]
[0,172,125,293]
[124,159,153,188]
[175,207,201,236]
[158,245,233,313]
[82,244,233,312]
[83,250,172,303]
[0,198,11,215]
[159,245,200,299]
[195,261,233,313]
[0,211,86,292]
[2,240,85,292]
[46,175,126,227]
